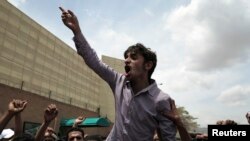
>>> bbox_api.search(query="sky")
[7,0,250,127]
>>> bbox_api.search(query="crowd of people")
[1,6,250,141]
[1,98,249,141]
[0,99,85,141]
[0,98,180,141]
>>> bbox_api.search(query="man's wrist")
[7,110,16,116]
[73,27,81,35]
[44,120,51,125]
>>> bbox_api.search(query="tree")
[176,106,199,132]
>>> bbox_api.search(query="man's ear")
[144,61,153,71]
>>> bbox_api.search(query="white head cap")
[0,129,15,139]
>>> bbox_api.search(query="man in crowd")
[60,7,176,141]
[66,127,85,141]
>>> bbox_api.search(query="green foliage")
[177,106,199,132]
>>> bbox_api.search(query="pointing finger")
[59,7,66,12]
[68,10,75,17]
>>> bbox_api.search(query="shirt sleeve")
[156,96,177,141]
[73,32,118,91]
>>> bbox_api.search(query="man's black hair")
[65,127,84,141]
[124,43,157,81]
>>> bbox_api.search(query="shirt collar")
[132,79,158,96]
[147,79,158,96]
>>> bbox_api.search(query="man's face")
[124,52,148,81]
[44,131,56,141]
[44,136,55,141]
[68,131,84,141]
[246,112,250,124]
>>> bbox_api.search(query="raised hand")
[8,99,27,115]
[59,7,81,34]
[0,99,27,135]
[44,104,58,124]
[246,112,250,124]
[161,99,192,141]
[73,115,85,127]
[35,104,58,141]
[45,127,55,134]
[161,99,181,125]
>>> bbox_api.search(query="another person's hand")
[59,7,81,34]
[196,133,208,140]
[8,99,27,115]
[35,104,58,141]
[75,116,85,125]
[246,112,250,124]
[73,115,85,127]
[45,127,55,134]
[44,104,58,124]
[161,99,192,141]
[161,99,182,126]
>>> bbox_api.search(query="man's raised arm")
[59,7,118,86]
[59,7,81,35]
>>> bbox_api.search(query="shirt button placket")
[128,98,134,118]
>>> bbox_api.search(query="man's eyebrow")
[130,52,137,56]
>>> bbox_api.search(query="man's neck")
[131,78,150,94]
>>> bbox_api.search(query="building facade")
[0,0,123,135]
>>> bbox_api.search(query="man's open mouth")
[125,66,131,73]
